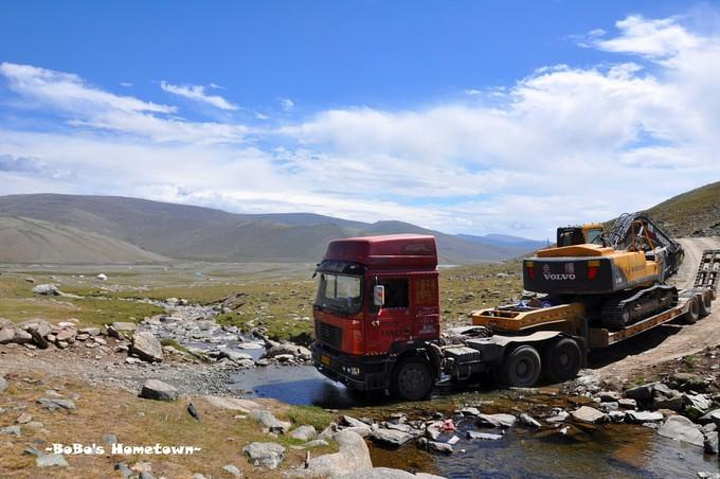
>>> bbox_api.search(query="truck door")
[365,275,412,354]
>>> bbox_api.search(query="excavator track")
[601,285,678,331]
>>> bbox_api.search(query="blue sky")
[1,1,719,239]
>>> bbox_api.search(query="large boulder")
[19,319,53,349]
[243,442,285,469]
[139,380,178,401]
[299,430,373,477]
[369,428,415,447]
[202,395,263,413]
[290,425,317,442]
[131,332,163,362]
[658,415,704,447]
[32,284,60,296]
[0,322,15,344]
[107,322,137,339]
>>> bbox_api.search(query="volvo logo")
[542,263,576,281]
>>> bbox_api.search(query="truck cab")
[311,234,441,399]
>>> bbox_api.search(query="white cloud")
[1,13,719,239]
[160,81,238,111]
[280,98,294,112]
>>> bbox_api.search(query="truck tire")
[682,296,700,324]
[542,338,581,382]
[390,357,433,401]
[501,345,541,388]
[699,291,712,318]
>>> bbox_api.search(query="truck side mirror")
[373,285,385,307]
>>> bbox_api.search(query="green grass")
[286,405,335,431]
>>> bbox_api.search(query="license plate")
[321,355,331,366]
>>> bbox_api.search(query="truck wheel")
[390,357,433,401]
[699,291,712,317]
[682,296,700,324]
[501,345,541,388]
[542,338,581,382]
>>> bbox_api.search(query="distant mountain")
[0,216,167,264]
[0,194,541,264]
[458,233,547,251]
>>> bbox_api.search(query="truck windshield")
[315,273,363,315]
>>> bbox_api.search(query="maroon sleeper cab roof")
[324,234,438,270]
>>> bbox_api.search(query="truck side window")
[379,278,409,309]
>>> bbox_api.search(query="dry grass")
[0,372,336,478]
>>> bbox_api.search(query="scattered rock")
[79,327,102,336]
[107,322,137,339]
[0,327,14,344]
[251,410,291,434]
[546,411,569,423]
[36,454,69,468]
[699,409,720,427]
[243,442,285,469]
[290,425,317,442]
[305,439,330,448]
[476,413,516,428]
[222,464,242,477]
[300,430,373,477]
[97,273,108,281]
[369,428,415,447]
[340,416,367,428]
[519,413,541,428]
[625,410,664,424]
[0,374,6,392]
[37,397,75,411]
[658,415,704,447]
[16,413,32,424]
[0,425,21,436]
[667,372,706,392]
[704,431,719,455]
[32,284,60,296]
[624,383,656,401]
[202,395,262,413]
[139,379,178,401]
[598,391,622,402]
[618,398,637,409]
[467,431,503,441]
[571,406,606,424]
[131,332,164,362]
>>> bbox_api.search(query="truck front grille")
[317,321,342,349]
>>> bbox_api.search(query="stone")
[251,410,291,434]
[460,407,481,417]
[340,415,367,428]
[131,332,164,362]
[302,430,373,477]
[467,431,503,441]
[699,409,720,426]
[97,273,108,281]
[21,320,52,349]
[104,434,118,445]
[108,322,137,339]
[13,329,33,343]
[32,284,60,296]
[37,398,75,411]
[624,383,657,401]
[618,398,637,409]
[571,406,606,424]
[0,374,6,392]
[683,394,712,418]
[476,413,517,428]
[658,415,704,447]
[36,454,69,467]
[519,413,541,428]
[139,472,155,479]
[139,379,179,401]
[0,327,14,344]
[369,428,415,447]
[608,411,626,423]
[598,391,622,402]
[242,441,285,469]
[667,372,706,392]
[16,413,32,424]
[202,395,262,413]
[0,425,21,436]
[704,431,719,455]
[290,425,317,442]
[79,327,101,336]
[222,464,242,477]
[115,462,133,477]
[342,425,372,438]
[337,468,446,479]
[304,439,329,448]
[546,411,569,423]
[220,350,254,362]
[625,410,664,424]
[426,440,453,454]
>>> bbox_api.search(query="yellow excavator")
[523,213,685,330]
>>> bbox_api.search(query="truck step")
[694,249,720,294]
[443,346,482,362]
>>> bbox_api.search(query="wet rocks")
[369,428,415,447]
[243,441,285,469]
[699,409,720,427]
[251,410,291,434]
[657,415,705,447]
[417,438,453,454]
[571,406,606,424]
[519,413,541,428]
[139,379,178,401]
[704,431,719,455]
[131,332,164,362]
[476,413,516,428]
[467,431,503,441]
[625,410,664,424]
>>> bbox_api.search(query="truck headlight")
[343,366,362,377]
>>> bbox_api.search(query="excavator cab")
[556,224,606,247]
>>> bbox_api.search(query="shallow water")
[228,366,720,479]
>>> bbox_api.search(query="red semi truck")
[310,234,717,401]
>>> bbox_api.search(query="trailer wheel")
[542,338,582,382]
[682,296,700,324]
[390,357,433,401]
[501,345,541,388]
[699,291,712,318]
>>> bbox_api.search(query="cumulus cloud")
[160,81,238,111]
[0,13,719,239]
[280,98,294,112]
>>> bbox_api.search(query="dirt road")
[591,237,720,384]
